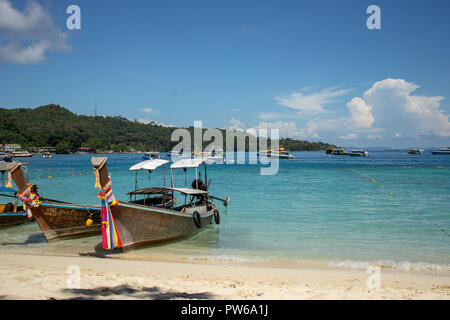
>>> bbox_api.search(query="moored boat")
[8,162,102,240]
[259,147,294,160]
[142,152,159,160]
[431,147,450,155]
[332,148,346,155]
[192,146,224,163]
[91,157,227,251]
[348,150,369,156]
[9,150,33,158]
[0,185,29,228]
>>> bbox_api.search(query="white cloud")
[252,121,302,139]
[367,134,382,140]
[274,86,352,115]
[346,97,374,129]
[296,79,450,143]
[226,118,246,131]
[141,107,160,115]
[0,0,70,64]
[136,119,174,127]
[362,78,449,137]
[339,133,359,140]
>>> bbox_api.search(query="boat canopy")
[129,159,169,171]
[127,187,171,195]
[170,158,204,169]
[170,187,208,195]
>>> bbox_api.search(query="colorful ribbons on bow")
[96,176,122,250]
[18,184,40,218]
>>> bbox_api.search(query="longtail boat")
[0,186,29,227]
[0,162,29,227]
[8,162,102,240]
[91,157,227,251]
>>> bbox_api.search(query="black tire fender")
[213,209,220,225]
[193,211,202,228]
[4,203,14,213]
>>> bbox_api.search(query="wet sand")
[0,253,448,300]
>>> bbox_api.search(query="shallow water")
[0,151,449,271]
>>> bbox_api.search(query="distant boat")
[167,150,191,159]
[332,148,346,155]
[408,149,423,154]
[192,146,224,163]
[9,150,32,158]
[432,147,450,155]
[142,152,159,160]
[42,152,52,158]
[259,147,294,160]
[348,150,369,156]
[325,147,335,154]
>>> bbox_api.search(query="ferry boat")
[348,150,369,156]
[332,148,347,155]
[259,147,294,160]
[432,147,450,155]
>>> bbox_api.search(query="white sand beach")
[0,253,448,300]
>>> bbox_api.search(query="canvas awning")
[129,159,169,171]
[170,158,204,169]
[127,187,171,195]
[170,187,208,195]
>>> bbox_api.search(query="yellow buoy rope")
[348,168,392,196]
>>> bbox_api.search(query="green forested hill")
[0,105,336,153]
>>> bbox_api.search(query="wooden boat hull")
[0,212,29,228]
[111,202,216,250]
[32,202,102,240]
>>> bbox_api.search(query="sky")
[0,0,450,148]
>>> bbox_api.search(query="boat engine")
[191,179,207,191]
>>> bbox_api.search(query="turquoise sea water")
[1,151,449,271]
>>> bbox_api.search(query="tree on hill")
[0,104,337,153]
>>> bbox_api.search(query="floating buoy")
[388,193,392,196]
[86,219,93,227]
[48,176,52,179]
[380,185,384,190]
[369,178,375,183]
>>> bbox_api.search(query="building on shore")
[1,144,21,153]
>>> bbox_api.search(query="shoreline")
[0,252,448,300]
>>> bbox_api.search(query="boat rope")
[347,168,392,196]
[423,216,450,238]
[348,168,450,238]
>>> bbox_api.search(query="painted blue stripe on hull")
[40,202,100,210]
